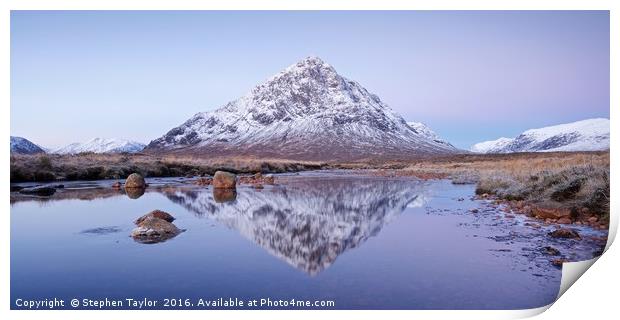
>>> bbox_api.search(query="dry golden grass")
[10,152,325,182]
[400,151,608,177]
[393,151,610,221]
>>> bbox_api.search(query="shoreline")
[10,167,610,233]
[10,151,610,231]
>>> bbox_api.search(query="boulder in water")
[131,216,181,244]
[125,173,146,189]
[213,171,236,189]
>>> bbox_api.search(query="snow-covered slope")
[147,56,458,160]
[407,121,454,148]
[470,118,610,153]
[470,137,514,154]
[53,138,145,154]
[10,136,45,154]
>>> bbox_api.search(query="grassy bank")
[395,151,610,224]
[10,153,326,182]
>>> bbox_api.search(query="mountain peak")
[290,56,330,71]
[298,55,327,66]
[147,59,458,160]
[266,56,338,85]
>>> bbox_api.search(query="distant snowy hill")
[147,56,458,160]
[470,137,514,154]
[407,122,454,148]
[53,138,146,154]
[470,118,610,153]
[10,136,45,154]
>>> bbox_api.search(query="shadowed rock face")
[163,177,430,275]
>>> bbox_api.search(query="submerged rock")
[111,181,122,189]
[125,173,146,189]
[134,210,176,224]
[19,186,56,196]
[81,226,122,235]
[131,216,181,244]
[551,258,568,268]
[263,175,275,184]
[542,246,561,256]
[213,171,236,189]
[548,228,581,239]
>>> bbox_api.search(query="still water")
[10,172,607,309]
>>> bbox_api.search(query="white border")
[2,1,617,319]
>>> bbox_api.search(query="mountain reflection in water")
[14,175,599,309]
[164,177,430,275]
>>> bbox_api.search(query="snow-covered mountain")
[470,137,514,154]
[53,138,146,154]
[407,122,454,148]
[147,56,458,160]
[10,136,45,154]
[470,118,610,153]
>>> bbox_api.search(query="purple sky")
[11,11,610,149]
